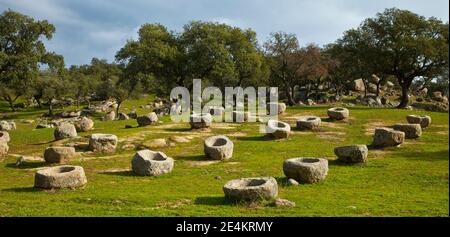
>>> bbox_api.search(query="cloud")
[1,0,448,66]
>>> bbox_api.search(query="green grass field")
[0,99,448,217]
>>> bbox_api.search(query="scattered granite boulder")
[204,135,234,160]
[0,120,16,131]
[372,128,405,147]
[60,110,81,118]
[0,131,10,143]
[36,123,54,129]
[137,112,158,126]
[350,79,365,92]
[127,111,138,119]
[393,123,422,139]
[267,102,287,115]
[131,149,174,176]
[334,145,368,163]
[54,123,77,140]
[74,117,94,132]
[34,165,87,189]
[206,106,225,117]
[44,146,77,164]
[283,158,328,184]
[117,112,129,120]
[102,111,116,121]
[406,115,431,128]
[266,120,290,139]
[296,116,321,130]
[223,177,278,201]
[169,136,190,143]
[327,107,349,120]
[88,134,118,153]
[21,120,34,124]
[189,113,212,129]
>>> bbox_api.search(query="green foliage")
[0,10,64,111]
[116,21,269,96]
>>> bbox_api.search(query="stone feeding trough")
[0,131,10,143]
[0,141,8,157]
[204,135,234,160]
[266,120,291,139]
[206,106,225,117]
[88,134,118,153]
[327,107,349,120]
[267,102,287,115]
[372,128,405,147]
[44,146,76,164]
[223,177,278,202]
[283,158,328,184]
[334,145,368,163]
[54,123,77,140]
[406,115,431,128]
[34,165,87,189]
[131,149,174,176]
[189,113,212,129]
[393,123,422,139]
[296,116,321,130]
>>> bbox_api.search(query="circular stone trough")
[266,120,291,139]
[327,107,349,120]
[393,123,422,139]
[131,149,174,176]
[406,115,431,128]
[223,177,278,201]
[204,135,234,160]
[283,158,328,184]
[296,116,321,130]
[34,165,87,189]
[372,128,405,147]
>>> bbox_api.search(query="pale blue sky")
[1,0,448,66]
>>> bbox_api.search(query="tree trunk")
[8,100,15,112]
[48,100,53,116]
[285,87,295,106]
[116,101,122,115]
[397,85,410,108]
[376,83,380,97]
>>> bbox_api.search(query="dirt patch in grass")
[186,160,221,167]
[316,131,346,143]
[149,198,192,210]
[364,120,389,135]
[227,132,247,137]
[211,123,240,130]
[368,149,390,159]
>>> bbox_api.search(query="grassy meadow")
[0,98,448,217]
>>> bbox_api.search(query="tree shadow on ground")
[5,162,47,169]
[2,187,38,193]
[174,154,206,161]
[194,196,232,206]
[99,170,135,177]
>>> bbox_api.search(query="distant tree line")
[0,8,448,114]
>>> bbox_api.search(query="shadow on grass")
[327,159,366,167]
[2,187,38,193]
[194,196,232,206]
[99,170,135,176]
[165,127,191,132]
[5,162,47,169]
[236,135,268,141]
[174,154,205,161]
[31,140,57,145]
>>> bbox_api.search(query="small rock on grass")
[274,198,296,208]
[287,178,299,186]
